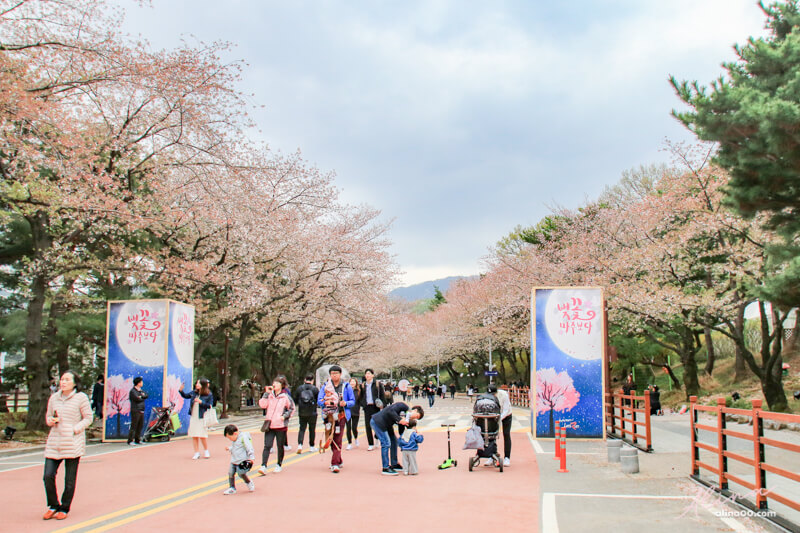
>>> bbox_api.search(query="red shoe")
[43,509,57,520]
[54,512,68,520]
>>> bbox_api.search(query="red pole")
[558,424,569,473]
[554,420,561,460]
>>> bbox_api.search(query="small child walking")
[223,424,255,495]
[397,420,424,475]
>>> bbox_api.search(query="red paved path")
[1,431,539,532]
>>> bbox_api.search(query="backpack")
[299,386,316,408]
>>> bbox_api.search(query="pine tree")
[670,0,800,307]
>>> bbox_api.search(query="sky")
[115,0,769,287]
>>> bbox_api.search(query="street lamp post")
[489,336,493,385]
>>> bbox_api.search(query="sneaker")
[331,465,340,473]
[390,463,402,470]
[192,452,200,460]
[223,487,237,495]
[247,481,255,492]
[273,465,282,473]
[258,465,268,475]
[484,458,494,466]
[43,509,57,520]
[346,444,352,450]
[296,445,303,455]
[503,457,511,466]
[284,445,292,451]
[309,446,318,453]
[355,439,360,447]
[381,468,399,476]
[367,445,374,451]
[204,450,210,459]
[128,442,136,446]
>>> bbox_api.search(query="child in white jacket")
[223,425,255,494]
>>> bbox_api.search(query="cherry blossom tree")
[105,374,132,438]
[536,368,580,437]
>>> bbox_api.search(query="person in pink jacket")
[42,370,93,521]
[257,375,295,475]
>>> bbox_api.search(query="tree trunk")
[681,340,700,400]
[548,407,555,438]
[733,303,747,382]
[703,326,715,375]
[762,373,788,412]
[24,272,50,431]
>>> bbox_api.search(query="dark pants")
[363,405,379,446]
[43,457,80,512]
[450,391,455,399]
[502,415,512,459]
[331,417,345,466]
[127,410,144,444]
[297,414,317,447]
[262,429,286,466]
[346,414,360,444]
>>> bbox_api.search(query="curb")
[0,444,45,458]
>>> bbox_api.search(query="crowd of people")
[40,367,516,518]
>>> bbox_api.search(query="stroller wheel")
[161,435,170,442]
[454,460,457,467]
[468,458,474,472]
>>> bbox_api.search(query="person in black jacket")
[127,377,148,445]
[91,375,104,418]
[293,374,319,453]
[360,369,384,451]
[369,402,424,475]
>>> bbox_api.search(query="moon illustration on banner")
[114,301,167,367]
[544,289,602,360]
[170,305,195,369]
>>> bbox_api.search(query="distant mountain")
[389,276,471,302]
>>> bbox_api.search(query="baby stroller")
[468,393,503,472]
[142,403,180,442]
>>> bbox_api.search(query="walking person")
[257,375,295,474]
[346,378,362,450]
[179,378,214,459]
[489,383,513,466]
[369,402,424,475]
[449,383,456,400]
[316,365,355,473]
[127,377,148,445]
[413,383,420,399]
[42,370,93,521]
[293,374,319,453]
[425,380,436,408]
[91,375,104,419]
[222,424,255,495]
[361,369,384,451]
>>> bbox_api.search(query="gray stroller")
[468,392,503,472]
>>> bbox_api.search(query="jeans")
[363,405,379,446]
[297,414,317,447]
[502,415,513,459]
[44,457,80,512]
[427,394,435,408]
[370,419,397,469]
[228,463,252,488]
[127,410,144,444]
[346,414,360,444]
[262,429,286,466]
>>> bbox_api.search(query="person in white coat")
[42,370,93,521]
[488,383,513,466]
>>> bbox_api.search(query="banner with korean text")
[531,288,606,439]
[103,300,195,442]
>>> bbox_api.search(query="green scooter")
[437,424,457,469]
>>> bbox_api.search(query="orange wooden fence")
[604,390,653,452]
[500,385,530,408]
[690,396,800,531]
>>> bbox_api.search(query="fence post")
[631,393,638,445]
[13,388,19,413]
[619,393,626,441]
[644,389,652,452]
[690,395,699,476]
[717,397,727,490]
[751,399,767,510]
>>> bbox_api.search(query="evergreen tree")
[671,0,800,307]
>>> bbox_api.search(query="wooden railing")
[0,389,29,412]
[690,396,800,531]
[500,386,530,408]
[605,390,652,452]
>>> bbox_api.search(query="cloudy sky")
[117,1,768,287]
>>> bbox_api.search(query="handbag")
[260,419,271,432]
[204,406,219,428]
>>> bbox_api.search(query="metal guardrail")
[605,391,653,452]
[690,396,800,532]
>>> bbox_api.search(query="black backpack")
[299,386,316,408]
